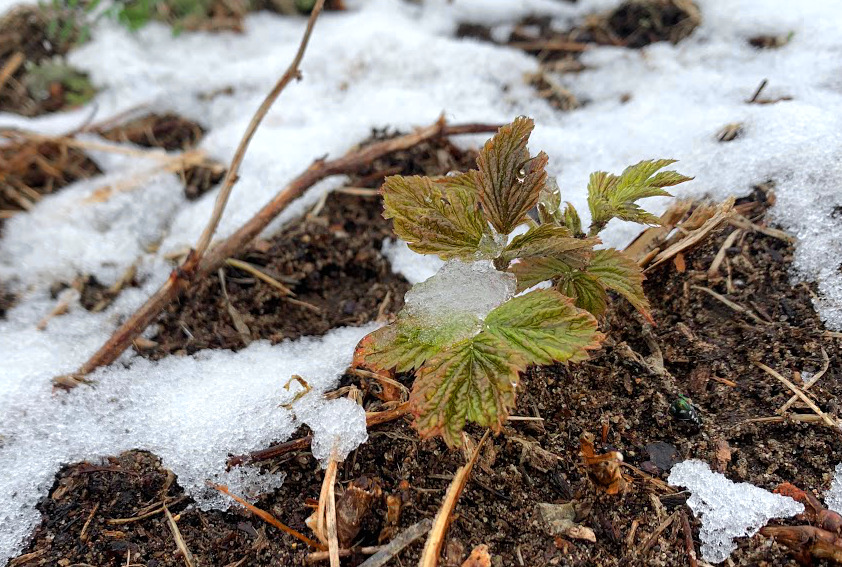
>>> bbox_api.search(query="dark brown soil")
[10,185,841,565]
[98,113,206,152]
[146,131,478,358]
[459,0,700,64]
[0,280,14,317]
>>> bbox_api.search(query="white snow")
[827,462,842,515]
[1,0,842,562]
[668,460,804,563]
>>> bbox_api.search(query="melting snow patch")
[668,460,804,563]
[827,463,842,515]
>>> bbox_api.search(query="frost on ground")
[2,0,842,562]
[668,460,804,563]
[827,463,842,515]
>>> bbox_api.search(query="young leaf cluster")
[356,117,692,446]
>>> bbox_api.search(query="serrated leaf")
[502,224,598,266]
[410,334,524,446]
[353,313,480,373]
[587,159,692,235]
[382,173,490,260]
[476,117,549,234]
[484,289,604,366]
[587,248,652,323]
[508,257,575,292]
[557,271,609,317]
[560,202,583,236]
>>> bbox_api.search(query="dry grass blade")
[779,347,830,413]
[645,197,735,271]
[326,456,340,567]
[692,285,769,326]
[419,430,491,567]
[225,258,294,296]
[194,0,326,259]
[163,505,196,567]
[213,484,327,550]
[754,361,838,430]
[707,229,741,279]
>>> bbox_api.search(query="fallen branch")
[57,122,499,385]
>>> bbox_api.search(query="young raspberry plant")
[354,117,692,446]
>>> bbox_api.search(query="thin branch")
[164,505,197,567]
[57,118,500,386]
[194,0,326,259]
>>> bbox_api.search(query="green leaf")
[508,256,576,292]
[382,173,490,260]
[410,334,524,446]
[502,224,597,266]
[484,289,604,366]
[557,271,610,317]
[587,248,652,323]
[560,202,583,236]
[476,116,549,234]
[353,313,481,373]
[587,159,692,235]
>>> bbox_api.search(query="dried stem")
[419,430,490,567]
[194,0,326,259]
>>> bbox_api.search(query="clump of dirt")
[0,5,94,116]
[13,185,841,566]
[98,113,206,151]
[0,134,101,231]
[97,112,227,200]
[146,132,477,358]
[460,0,700,64]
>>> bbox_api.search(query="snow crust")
[2,0,842,562]
[668,460,804,563]
[827,463,842,515]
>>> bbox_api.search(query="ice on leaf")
[404,259,516,328]
[353,260,516,373]
[668,460,804,564]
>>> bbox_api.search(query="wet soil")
[11,178,842,566]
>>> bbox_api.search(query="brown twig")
[57,119,500,387]
[679,511,698,567]
[164,505,197,567]
[754,360,838,430]
[227,402,410,467]
[213,484,326,550]
[419,430,490,567]
[779,347,830,413]
[194,0,327,259]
